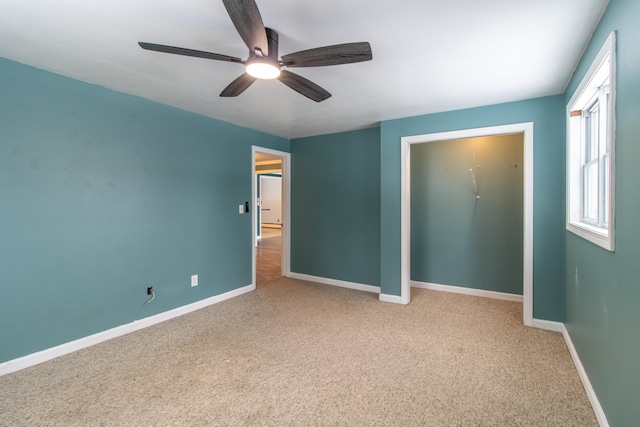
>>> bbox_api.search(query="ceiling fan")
[138,0,372,102]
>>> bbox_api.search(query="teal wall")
[411,134,523,294]
[381,95,565,320]
[290,128,381,286]
[564,0,640,425]
[0,58,288,363]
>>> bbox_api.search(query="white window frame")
[566,31,616,251]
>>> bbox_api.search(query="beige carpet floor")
[0,278,596,426]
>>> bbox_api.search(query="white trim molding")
[411,281,523,303]
[401,122,534,326]
[531,318,565,333]
[0,284,254,377]
[289,272,380,294]
[379,293,405,304]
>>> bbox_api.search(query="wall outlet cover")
[191,274,198,287]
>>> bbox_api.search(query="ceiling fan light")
[246,60,281,79]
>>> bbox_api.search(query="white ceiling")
[0,0,608,139]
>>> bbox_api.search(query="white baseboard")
[288,273,410,305]
[561,324,609,427]
[411,280,523,303]
[378,293,407,304]
[531,318,565,332]
[0,284,255,377]
[531,319,608,426]
[289,272,380,294]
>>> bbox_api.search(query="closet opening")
[399,123,533,326]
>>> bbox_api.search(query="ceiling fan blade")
[281,42,372,67]
[138,42,243,63]
[220,73,257,97]
[222,0,269,55]
[278,70,331,102]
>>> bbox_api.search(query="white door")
[260,175,282,225]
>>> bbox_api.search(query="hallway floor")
[256,227,282,285]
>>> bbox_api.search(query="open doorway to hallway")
[257,173,282,285]
[252,147,290,286]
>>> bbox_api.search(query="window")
[566,31,616,251]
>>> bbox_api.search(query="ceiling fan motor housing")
[246,28,281,79]
[265,28,279,61]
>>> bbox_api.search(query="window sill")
[567,221,614,251]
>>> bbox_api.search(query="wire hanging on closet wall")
[469,142,480,199]
[469,168,480,199]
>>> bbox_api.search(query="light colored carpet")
[0,278,597,426]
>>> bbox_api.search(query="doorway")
[399,123,534,326]
[257,174,282,284]
[252,146,291,287]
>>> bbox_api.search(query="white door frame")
[400,123,534,326]
[252,146,291,287]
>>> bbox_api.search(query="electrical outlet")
[239,204,244,214]
[191,274,198,287]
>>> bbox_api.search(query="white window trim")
[566,31,616,251]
